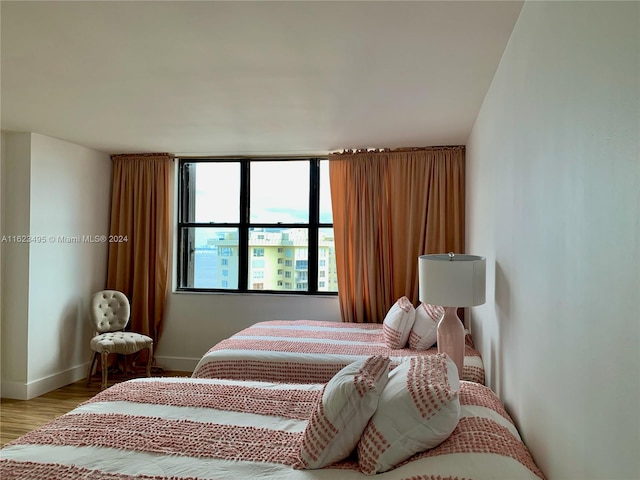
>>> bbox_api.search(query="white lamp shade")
[418,254,486,307]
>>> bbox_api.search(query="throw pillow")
[382,296,416,348]
[357,353,461,475]
[295,355,391,469]
[408,302,443,350]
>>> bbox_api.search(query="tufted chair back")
[90,290,131,333]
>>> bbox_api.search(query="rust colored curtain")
[329,146,465,323]
[106,153,174,351]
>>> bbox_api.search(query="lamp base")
[436,306,465,377]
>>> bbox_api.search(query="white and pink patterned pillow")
[408,302,443,350]
[357,353,461,475]
[295,355,391,469]
[382,296,416,348]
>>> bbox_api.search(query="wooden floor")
[0,370,192,446]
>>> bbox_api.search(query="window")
[178,158,337,294]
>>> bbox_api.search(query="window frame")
[176,157,336,295]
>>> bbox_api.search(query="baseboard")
[1,363,88,400]
[154,355,198,374]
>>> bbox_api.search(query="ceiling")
[1,1,523,156]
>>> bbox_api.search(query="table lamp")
[418,253,486,375]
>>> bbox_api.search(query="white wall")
[0,132,112,399]
[0,133,3,377]
[1,132,32,391]
[466,2,639,479]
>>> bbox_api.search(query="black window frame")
[177,157,336,295]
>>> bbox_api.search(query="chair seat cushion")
[91,332,153,355]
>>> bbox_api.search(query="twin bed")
[193,319,486,384]
[1,319,544,480]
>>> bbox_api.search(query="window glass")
[186,227,239,289]
[318,227,337,292]
[247,227,308,291]
[319,160,333,223]
[190,162,240,223]
[250,161,309,223]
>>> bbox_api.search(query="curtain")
[329,146,465,323]
[106,153,175,354]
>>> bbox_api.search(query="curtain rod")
[111,152,175,159]
[330,145,465,156]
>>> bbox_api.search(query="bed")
[0,367,544,479]
[193,319,486,384]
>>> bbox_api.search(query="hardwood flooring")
[0,370,192,446]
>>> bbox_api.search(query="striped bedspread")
[0,377,543,480]
[193,320,485,384]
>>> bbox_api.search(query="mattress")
[0,376,543,480]
[193,319,485,384]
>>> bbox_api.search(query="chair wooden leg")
[146,344,153,378]
[101,351,109,390]
[86,352,98,384]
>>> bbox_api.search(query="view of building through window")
[192,227,337,292]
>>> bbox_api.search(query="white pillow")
[295,355,391,469]
[357,353,461,475]
[408,302,443,350]
[382,296,416,348]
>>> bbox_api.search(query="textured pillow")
[295,355,391,469]
[382,296,416,348]
[408,302,443,350]
[357,354,461,475]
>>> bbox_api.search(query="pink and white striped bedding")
[193,320,485,384]
[0,377,544,480]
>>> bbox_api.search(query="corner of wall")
[1,363,88,400]
[0,132,32,389]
